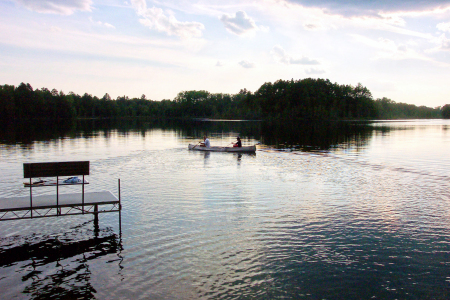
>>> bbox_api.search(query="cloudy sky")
[1,0,450,107]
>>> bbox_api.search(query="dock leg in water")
[93,204,99,232]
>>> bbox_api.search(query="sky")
[1,0,450,107]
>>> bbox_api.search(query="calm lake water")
[1,119,450,299]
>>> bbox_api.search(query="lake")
[0,119,450,299]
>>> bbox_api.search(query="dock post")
[94,204,99,237]
[56,175,59,215]
[82,174,85,214]
[118,179,121,235]
[29,178,33,218]
[94,204,99,225]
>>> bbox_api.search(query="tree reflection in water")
[261,120,375,152]
[0,118,380,154]
[0,221,123,299]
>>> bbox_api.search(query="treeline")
[375,97,442,119]
[0,83,253,121]
[247,78,377,120]
[245,78,443,120]
[0,79,446,122]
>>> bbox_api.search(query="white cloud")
[304,23,323,31]
[375,38,428,60]
[271,45,320,65]
[220,11,258,36]
[130,0,204,39]
[439,38,450,51]
[104,23,115,29]
[352,35,431,61]
[216,61,224,67]
[305,68,325,75]
[282,0,450,17]
[89,17,116,29]
[432,34,450,51]
[437,22,450,32]
[265,0,434,40]
[130,0,146,14]
[239,60,255,68]
[259,25,270,32]
[378,14,406,27]
[439,40,450,51]
[15,0,92,15]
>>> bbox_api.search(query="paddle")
[222,142,234,149]
[192,141,202,149]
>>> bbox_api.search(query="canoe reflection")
[0,221,123,299]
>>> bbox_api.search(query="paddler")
[200,135,211,148]
[232,136,242,147]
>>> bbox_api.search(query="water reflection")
[0,118,380,154]
[2,119,446,155]
[203,151,210,160]
[198,151,254,167]
[0,119,75,146]
[0,221,123,299]
[261,120,374,152]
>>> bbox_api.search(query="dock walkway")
[0,191,119,221]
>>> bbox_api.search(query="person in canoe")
[200,135,211,148]
[233,136,242,147]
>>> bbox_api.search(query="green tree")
[0,84,16,121]
[442,104,450,119]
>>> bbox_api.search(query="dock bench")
[24,161,90,211]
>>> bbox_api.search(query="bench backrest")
[24,161,90,178]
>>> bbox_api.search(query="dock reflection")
[0,221,123,299]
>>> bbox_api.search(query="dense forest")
[247,79,442,120]
[0,79,446,123]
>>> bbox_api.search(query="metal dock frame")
[0,161,121,227]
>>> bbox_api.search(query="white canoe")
[188,144,256,153]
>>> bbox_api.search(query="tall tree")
[442,104,450,119]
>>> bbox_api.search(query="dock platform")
[0,191,120,221]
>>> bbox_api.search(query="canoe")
[188,144,256,153]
